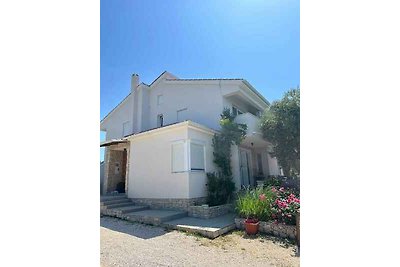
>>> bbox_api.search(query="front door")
[239,148,251,187]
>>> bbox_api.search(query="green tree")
[260,88,300,177]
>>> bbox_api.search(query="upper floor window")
[157,94,163,105]
[157,114,164,127]
[122,121,130,137]
[232,106,243,116]
[177,108,188,122]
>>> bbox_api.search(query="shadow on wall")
[100,217,168,240]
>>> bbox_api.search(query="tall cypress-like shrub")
[207,108,247,206]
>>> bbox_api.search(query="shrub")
[206,172,236,206]
[270,186,300,225]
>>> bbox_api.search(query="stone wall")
[235,218,297,240]
[188,204,233,219]
[130,197,207,211]
[106,150,125,192]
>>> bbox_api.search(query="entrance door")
[239,149,251,187]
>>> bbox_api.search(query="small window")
[172,142,185,172]
[157,94,163,105]
[232,106,238,116]
[177,108,188,122]
[122,121,130,137]
[190,142,205,171]
[157,114,164,127]
[257,153,263,175]
[232,106,243,116]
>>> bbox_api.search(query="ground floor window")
[171,140,206,173]
[171,142,185,172]
[190,142,205,171]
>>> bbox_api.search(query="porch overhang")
[100,139,128,147]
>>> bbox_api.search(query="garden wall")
[234,218,297,240]
[188,204,233,219]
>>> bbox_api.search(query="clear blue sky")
[100,0,299,161]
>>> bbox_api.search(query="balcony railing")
[234,112,262,135]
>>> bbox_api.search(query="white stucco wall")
[187,127,217,198]
[101,95,134,140]
[147,82,225,131]
[231,144,241,190]
[267,153,281,176]
[127,125,189,199]
[126,122,218,199]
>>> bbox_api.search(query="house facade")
[100,71,281,210]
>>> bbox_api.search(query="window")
[122,121,130,137]
[157,94,163,105]
[257,153,264,175]
[157,114,164,127]
[232,106,243,116]
[190,142,205,171]
[172,142,185,172]
[177,108,188,122]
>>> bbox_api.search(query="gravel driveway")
[101,216,299,267]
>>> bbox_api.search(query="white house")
[100,71,281,210]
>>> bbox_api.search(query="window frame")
[189,139,206,172]
[157,94,163,105]
[157,114,164,127]
[177,107,188,122]
[171,140,187,173]
[232,105,244,116]
[122,121,130,137]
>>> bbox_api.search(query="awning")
[100,139,128,147]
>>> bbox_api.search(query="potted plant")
[236,188,270,235]
[244,217,259,235]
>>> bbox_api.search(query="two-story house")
[100,71,282,210]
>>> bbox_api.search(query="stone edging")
[188,204,233,219]
[235,218,297,239]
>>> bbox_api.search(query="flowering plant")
[270,187,300,225]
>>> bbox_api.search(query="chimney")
[131,73,139,93]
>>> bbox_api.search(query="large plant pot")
[244,219,259,235]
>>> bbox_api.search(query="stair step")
[105,201,134,209]
[100,194,126,202]
[116,205,149,214]
[101,198,130,206]
[124,210,188,226]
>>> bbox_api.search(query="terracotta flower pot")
[244,219,259,235]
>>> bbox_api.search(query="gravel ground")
[101,216,299,267]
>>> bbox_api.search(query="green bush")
[235,186,275,221]
[206,172,236,206]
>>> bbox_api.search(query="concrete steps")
[100,194,126,202]
[100,197,236,238]
[101,198,131,206]
[101,199,132,208]
[104,205,149,217]
[124,209,188,226]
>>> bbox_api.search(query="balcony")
[234,112,262,135]
[234,113,269,148]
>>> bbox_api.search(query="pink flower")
[259,194,266,201]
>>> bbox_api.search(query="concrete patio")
[162,213,236,238]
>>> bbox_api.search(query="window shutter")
[172,143,185,172]
[190,143,205,170]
